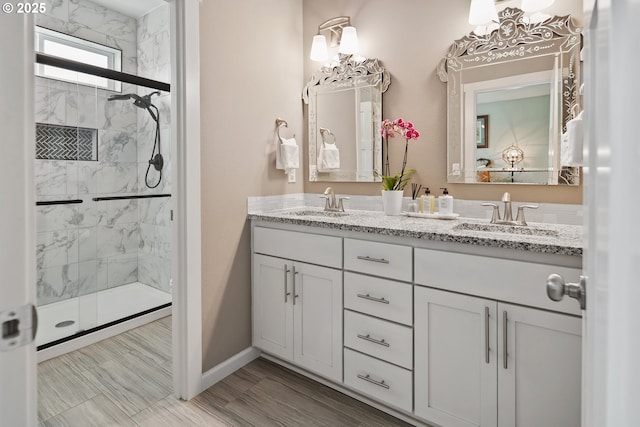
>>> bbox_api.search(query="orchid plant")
[380,118,420,191]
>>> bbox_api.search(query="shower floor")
[36,282,172,347]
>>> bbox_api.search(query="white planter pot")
[381,190,403,216]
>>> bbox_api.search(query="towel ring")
[276,118,294,139]
[319,127,336,144]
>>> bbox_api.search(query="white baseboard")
[200,347,261,392]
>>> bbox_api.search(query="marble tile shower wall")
[34,0,171,306]
[137,3,172,294]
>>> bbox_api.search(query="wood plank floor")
[38,316,413,426]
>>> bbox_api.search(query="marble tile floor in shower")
[36,282,172,347]
[38,316,412,426]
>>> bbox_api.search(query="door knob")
[546,273,586,310]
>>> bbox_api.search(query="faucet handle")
[337,196,350,212]
[319,194,331,211]
[515,205,538,226]
[481,202,501,223]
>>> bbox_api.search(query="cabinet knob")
[546,274,586,310]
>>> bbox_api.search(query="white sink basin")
[453,222,559,238]
[287,209,350,218]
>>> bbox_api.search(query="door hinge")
[0,304,38,351]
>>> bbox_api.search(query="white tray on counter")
[402,211,460,220]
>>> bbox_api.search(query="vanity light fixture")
[468,0,499,26]
[309,16,359,62]
[468,0,555,33]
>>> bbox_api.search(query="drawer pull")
[357,373,390,389]
[356,293,390,304]
[356,255,390,264]
[357,333,390,347]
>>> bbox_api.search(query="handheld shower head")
[106,90,164,189]
[107,94,133,101]
[108,91,161,109]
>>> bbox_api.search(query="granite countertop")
[248,207,583,257]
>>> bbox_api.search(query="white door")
[497,303,582,427]
[581,0,640,426]
[414,287,497,427]
[252,254,294,361]
[293,262,342,382]
[0,12,38,426]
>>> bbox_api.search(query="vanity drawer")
[344,238,412,281]
[414,248,582,316]
[344,310,413,369]
[253,227,342,268]
[344,272,412,326]
[344,348,412,413]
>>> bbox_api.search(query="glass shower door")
[34,76,99,347]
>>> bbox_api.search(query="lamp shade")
[310,34,328,62]
[521,0,555,12]
[338,26,359,54]
[468,0,499,25]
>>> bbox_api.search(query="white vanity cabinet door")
[292,262,343,383]
[414,286,498,427]
[252,254,294,361]
[253,254,343,382]
[497,303,582,427]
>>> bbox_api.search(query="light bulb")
[310,34,328,62]
[521,0,555,12]
[339,26,359,54]
[468,0,499,25]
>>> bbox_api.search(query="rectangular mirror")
[439,8,582,185]
[303,54,390,182]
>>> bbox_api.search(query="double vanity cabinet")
[250,211,583,427]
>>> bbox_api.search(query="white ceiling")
[89,0,166,18]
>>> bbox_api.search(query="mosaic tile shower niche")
[36,123,98,161]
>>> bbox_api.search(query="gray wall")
[199,0,304,371]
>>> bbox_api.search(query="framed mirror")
[303,54,390,182]
[439,8,581,185]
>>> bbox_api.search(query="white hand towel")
[317,142,340,171]
[279,137,299,174]
[561,111,584,167]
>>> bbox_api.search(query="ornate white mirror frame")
[303,54,391,182]
[439,7,582,185]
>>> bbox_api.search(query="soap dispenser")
[438,188,454,215]
[426,188,436,214]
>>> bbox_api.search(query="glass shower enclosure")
[34,51,172,349]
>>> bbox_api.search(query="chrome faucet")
[482,192,538,226]
[321,187,349,212]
